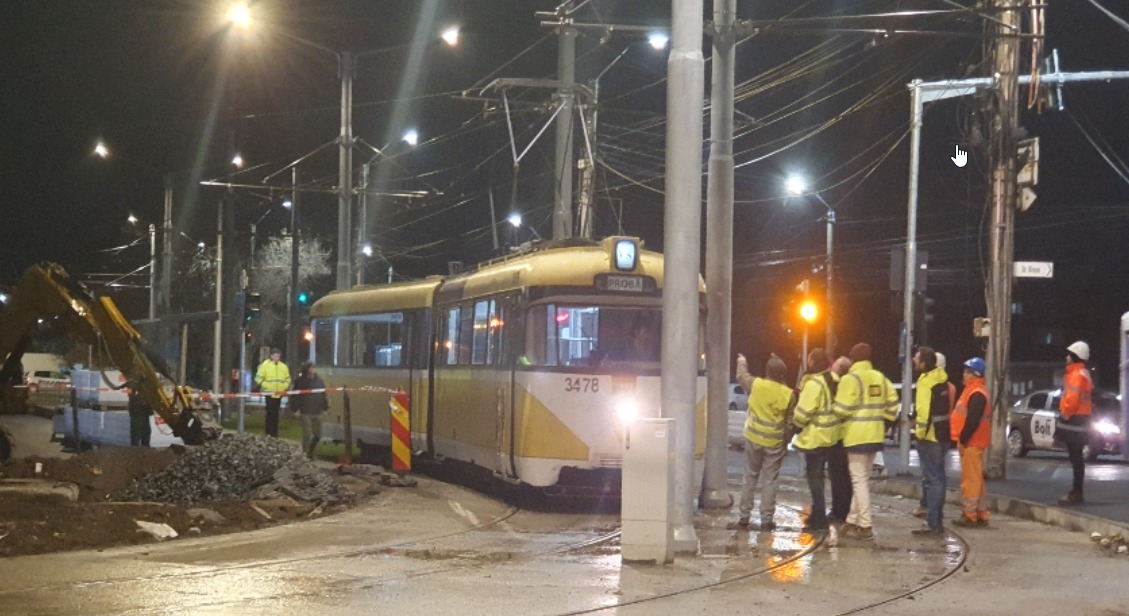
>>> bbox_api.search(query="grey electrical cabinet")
[621,417,675,564]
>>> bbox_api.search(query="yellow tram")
[309,237,707,492]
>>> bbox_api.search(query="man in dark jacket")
[291,362,328,459]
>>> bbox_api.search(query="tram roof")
[310,277,443,317]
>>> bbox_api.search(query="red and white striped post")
[389,390,411,474]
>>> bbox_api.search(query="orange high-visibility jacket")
[951,377,990,449]
[1061,362,1093,420]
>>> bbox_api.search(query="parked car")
[24,370,69,393]
[1007,388,1122,461]
[728,383,748,410]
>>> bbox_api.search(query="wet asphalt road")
[1,443,1128,615]
[3,413,1129,614]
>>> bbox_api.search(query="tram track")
[556,501,970,616]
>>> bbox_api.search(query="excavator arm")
[0,263,219,444]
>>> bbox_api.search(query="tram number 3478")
[564,377,600,393]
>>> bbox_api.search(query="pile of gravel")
[118,434,350,505]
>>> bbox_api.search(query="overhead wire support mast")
[900,61,1129,475]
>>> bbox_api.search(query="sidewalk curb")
[872,475,1129,538]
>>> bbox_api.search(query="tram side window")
[458,302,474,364]
[442,306,460,365]
[340,312,404,367]
[486,299,506,365]
[471,299,494,365]
[313,318,335,367]
[524,304,601,366]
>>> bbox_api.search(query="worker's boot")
[1058,490,1084,505]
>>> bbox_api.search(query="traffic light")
[799,299,819,324]
[296,290,311,306]
[244,292,261,321]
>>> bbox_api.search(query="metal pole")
[160,181,173,316]
[986,2,1020,479]
[148,223,157,320]
[336,51,354,290]
[899,80,924,471]
[826,208,835,357]
[357,162,370,286]
[701,0,736,510]
[212,198,224,401]
[488,188,500,252]
[1121,311,1129,458]
[552,21,576,240]
[289,167,301,370]
[663,0,705,553]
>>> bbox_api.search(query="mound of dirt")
[0,443,381,558]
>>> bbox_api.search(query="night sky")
[2,1,1128,384]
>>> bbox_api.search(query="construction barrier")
[389,390,411,474]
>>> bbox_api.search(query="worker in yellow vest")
[254,348,292,438]
[734,352,795,531]
[792,348,851,532]
[832,342,898,541]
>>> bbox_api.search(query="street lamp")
[786,174,837,358]
[94,142,171,321]
[227,6,454,291]
[577,33,669,238]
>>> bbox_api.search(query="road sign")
[1014,261,1053,278]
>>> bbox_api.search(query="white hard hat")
[1067,341,1090,361]
[935,352,947,369]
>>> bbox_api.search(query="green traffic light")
[297,291,310,305]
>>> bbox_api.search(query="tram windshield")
[525,303,661,368]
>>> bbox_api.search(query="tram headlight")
[616,398,640,423]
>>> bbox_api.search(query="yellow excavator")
[0,263,221,459]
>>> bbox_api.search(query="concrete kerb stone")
[871,474,1129,538]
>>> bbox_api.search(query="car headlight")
[616,397,640,423]
[1094,418,1121,436]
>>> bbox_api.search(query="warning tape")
[13,382,404,401]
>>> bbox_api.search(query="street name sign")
[1014,261,1053,278]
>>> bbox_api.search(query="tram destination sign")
[595,273,656,293]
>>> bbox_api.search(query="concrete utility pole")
[984,1,1020,479]
[898,82,923,472]
[212,197,224,401]
[159,178,173,315]
[663,0,705,552]
[553,20,577,240]
[336,51,355,290]
[701,0,737,510]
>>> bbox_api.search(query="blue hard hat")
[963,357,986,375]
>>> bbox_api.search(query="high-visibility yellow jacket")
[832,360,898,449]
[744,377,795,449]
[914,366,953,443]
[792,370,843,451]
[255,359,292,398]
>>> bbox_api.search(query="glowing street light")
[93,142,110,158]
[784,173,837,357]
[648,32,670,50]
[226,2,252,29]
[441,26,460,47]
[127,214,139,225]
[402,129,419,147]
[231,153,244,169]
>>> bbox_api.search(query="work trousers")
[300,414,323,459]
[802,444,852,527]
[264,396,282,438]
[1059,416,1090,493]
[846,451,877,529]
[958,444,989,521]
[917,440,947,530]
[738,442,787,523]
[129,411,151,448]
